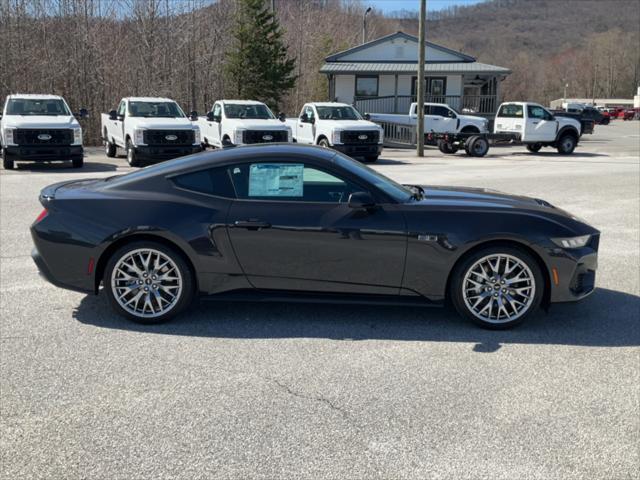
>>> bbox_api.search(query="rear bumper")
[5,145,83,161]
[31,247,93,294]
[333,143,383,157]
[135,145,201,161]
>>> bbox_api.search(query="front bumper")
[333,143,383,157]
[135,145,202,161]
[5,145,83,161]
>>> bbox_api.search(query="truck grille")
[242,130,288,144]
[14,129,73,145]
[143,130,195,146]
[340,130,379,144]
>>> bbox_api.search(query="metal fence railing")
[375,120,417,147]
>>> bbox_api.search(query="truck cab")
[0,94,87,169]
[286,102,384,162]
[408,102,489,134]
[101,97,201,167]
[197,100,291,148]
[494,102,583,154]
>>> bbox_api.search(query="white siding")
[446,76,462,96]
[378,75,396,96]
[334,75,355,104]
[340,38,465,63]
[397,75,413,95]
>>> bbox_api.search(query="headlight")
[72,127,82,145]
[332,129,343,145]
[234,129,245,145]
[193,128,201,144]
[378,128,384,144]
[3,127,15,145]
[133,128,146,146]
[551,235,591,249]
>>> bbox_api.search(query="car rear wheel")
[2,149,14,170]
[526,143,542,153]
[466,136,489,157]
[450,246,544,329]
[104,241,194,324]
[438,140,458,154]
[556,134,576,155]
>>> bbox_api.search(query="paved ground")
[1,121,639,479]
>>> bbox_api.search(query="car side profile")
[31,144,599,329]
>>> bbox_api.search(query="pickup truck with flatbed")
[196,100,291,148]
[101,97,201,167]
[285,102,384,162]
[432,102,590,157]
[1,94,87,169]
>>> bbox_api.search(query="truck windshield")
[316,106,362,120]
[5,98,70,116]
[224,104,275,119]
[128,102,185,118]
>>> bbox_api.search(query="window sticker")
[249,163,304,197]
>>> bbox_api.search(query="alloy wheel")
[462,253,536,324]
[111,248,183,319]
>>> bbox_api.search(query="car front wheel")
[104,242,194,324]
[450,246,544,329]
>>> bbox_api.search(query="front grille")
[14,129,73,146]
[340,130,379,144]
[143,130,194,146]
[242,130,288,144]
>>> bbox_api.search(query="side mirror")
[363,113,371,121]
[348,192,376,210]
[189,111,198,121]
[300,113,309,123]
[278,112,286,122]
[108,110,117,121]
[77,108,89,118]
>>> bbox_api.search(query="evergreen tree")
[224,0,297,111]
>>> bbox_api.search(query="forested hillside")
[1,0,638,145]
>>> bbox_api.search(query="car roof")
[125,97,177,103]
[105,144,338,188]
[219,100,266,105]
[7,93,64,100]
[309,102,352,107]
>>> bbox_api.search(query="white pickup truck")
[370,102,489,136]
[101,97,201,167]
[197,100,291,148]
[1,94,87,169]
[285,102,384,162]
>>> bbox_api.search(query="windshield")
[316,106,362,120]
[128,101,185,118]
[5,98,70,116]
[224,104,275,119]
[332,152,413,203]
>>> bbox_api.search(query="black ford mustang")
[31,144,599,329]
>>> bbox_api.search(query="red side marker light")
[87,257,95,275]
[34,208,48,224]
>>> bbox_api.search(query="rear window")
[172,167,236,198]
[498,104,523,118]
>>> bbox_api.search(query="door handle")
[532,121,539,124]
[233,220,271,230]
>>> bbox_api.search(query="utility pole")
[362,7,372,44]
[416,0,426,157]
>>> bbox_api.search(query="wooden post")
[416,0,426,156]
[394,74,398,113]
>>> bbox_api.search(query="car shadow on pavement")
[73,287,640,349]
[12,161,119,173]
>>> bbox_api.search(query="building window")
[355,76,378,97]
[411,77,448,97]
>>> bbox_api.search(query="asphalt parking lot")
[1,121,639,479]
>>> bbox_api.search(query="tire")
[318,138,330,148]
[105,138,117,158]
[438,140,458,154]
[526,143,542,153]
[104,241,194,324]
[126,139,142,167]
[222,136,232,147]
[467,136,489,157]
[363,155,379,163]
[71,156,84,168]
[450,245,544,329]
[556,134,577,155]
[2,149,14,170]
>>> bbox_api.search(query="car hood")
[2,115,80,129]
[226,119,290,130]
[127,117,195,130]
[322,120,382,130]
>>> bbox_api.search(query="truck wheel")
[105,139,117,158]
[318,138,330,148]
[72,156,84,168]
[468,136,489,157]
[526,143,542,153]
[438,140,458,154]
[126,139,142,167]
[556,134,576,155]
[363,155,379,163]
[2,149,15,170]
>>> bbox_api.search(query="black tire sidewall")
[104,241,194,324]
[450,245,545,329]
[318,138,330,148]
[2,148,15,169]
[557,135,576,154]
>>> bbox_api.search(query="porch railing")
[354,94,497,115]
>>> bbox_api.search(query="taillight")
[34,208,48,224]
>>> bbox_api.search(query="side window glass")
[304,107,315,122]
[172,167,235,198]
[498,104,523,118]
[117,101,126,116]
[212,103,221,118]
[527,106,546,119]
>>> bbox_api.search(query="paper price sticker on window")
[249,163,304,197]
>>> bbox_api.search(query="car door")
[297,105,316,145]
[526,105,557,142]
[226,159,407,295]
[430,105,457,133]
[114,100,126,146]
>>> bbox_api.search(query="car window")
[172,167,236,198]
[527,106,547,119]
[5,98,70,116]
[117,101,126,116]
[304,106,315,122]
[430,106,452,117]
[212,103,222,118]
[229,162,361,203]
[498,104,523,118]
